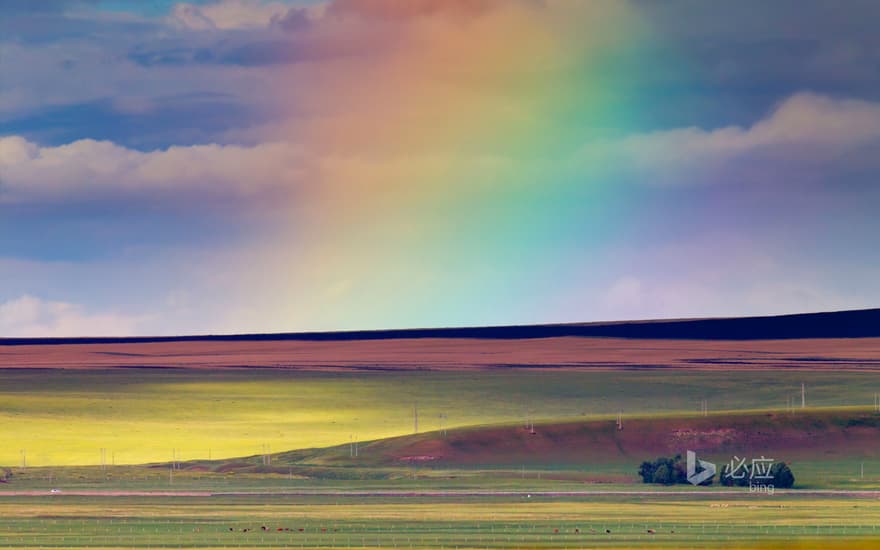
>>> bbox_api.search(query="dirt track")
[2,489,879,498]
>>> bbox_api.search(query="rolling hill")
[183,409,880,477]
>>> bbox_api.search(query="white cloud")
[0,295,142,337]
[0,135,37,165]
[583,93,880,185]
[4,93,879,204]
[169,0,297,30]
[0,137,307,201]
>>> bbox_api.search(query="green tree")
[770,462,795,488]
[638,460,657,483]
[652,464,674,485]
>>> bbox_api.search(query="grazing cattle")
[605,529,612,533]
[647,529,655,534]
[298,528,304,532]
[261,526,268,531]
[574,528,580,534]
[553,529,558,534]
[228,528,234,532]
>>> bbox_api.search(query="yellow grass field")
[3,368,880,466]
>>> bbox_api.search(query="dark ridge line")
[1,308,879,346]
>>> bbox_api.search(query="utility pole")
[801,383,806,409]
[616,411,623,431]
[20,449,26,469]
[439,413,447,437]
[413,403,419,434]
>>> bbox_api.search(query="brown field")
[3,336,880,371]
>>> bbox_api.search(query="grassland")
[4,407,880,494]
[3,368,880,466]
[3,331,880,548]
[1,493,879,548]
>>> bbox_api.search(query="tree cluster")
[719,461,795,488]
[638,455,795,488]
[638,454,709,485]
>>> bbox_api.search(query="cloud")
[326,0,504,20]
[0,294,142,337]
[585,93,880,186]
[0,135,37,165]
[0,136,307,201]
[169,1,301,30]
[5,92,880,204]
[270,7,312,31]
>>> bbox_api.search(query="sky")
[1,0,880,337]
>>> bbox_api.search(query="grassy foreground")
[3,368,880,466]
[1,494,879,549]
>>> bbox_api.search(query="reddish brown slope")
[354,411,880,467]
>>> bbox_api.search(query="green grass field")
[3,368,880,548]
[3,368,880,466]
[1,494,879,549]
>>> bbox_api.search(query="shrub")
[638,454,694,485]
[720,460,795,488]
[770,462,795,488]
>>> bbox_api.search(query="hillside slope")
[185,410,880,474]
